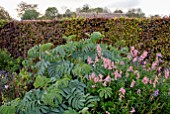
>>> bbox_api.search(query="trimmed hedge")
[0,18,169,66]
[0,19,8,28]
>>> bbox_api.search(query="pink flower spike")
[118,94,124,101]
[88,75,92,80]
[114,70,122,80]
[95,56,99,63]
[137,89,141,94]
[156,53,162,58]
[151,61,158,70]
[133,49,138,57]
[130,107,135,114]
[87,56,92,64]
[5,85,9,89]
[92,85,96,88]
[91,73,95,79]
[99,74,103,82]
[130,80,136,88]
[94,77,99,83]
[157,67,162,72]
[103,81,107,86]
[132,56,138,62]
[104,75,111,82]
[127,53,132,60]
[142,76,149,85]
[165,69,169,79]
[149,79,152,84]
[119,87,126,95]
[96,44,102,56]
[136,72,140,79]
[139,51,148,61]
[154,76,159,83]
[127,66,133,72]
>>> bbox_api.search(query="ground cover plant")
[0,32,170,114]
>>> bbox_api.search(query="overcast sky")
[1,0,170,19]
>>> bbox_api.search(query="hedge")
[0,19,8,28]
[0,18,169,66]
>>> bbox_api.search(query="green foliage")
[21,9,39,20]
[97,87,113,99]
[0,98,20,114]
[34,76,51,88]
[0,49,22,72]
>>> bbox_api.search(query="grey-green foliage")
[0,98,20,114]
[23,32,128,80]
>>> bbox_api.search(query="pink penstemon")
[133,50,138,57]
[111,61,116,69]
[103,81,107,86]
[134,70,140,80]
[151,61,158,70]
[118,94,124,101]
[149,79,152,84]
[139,51,148,62]
[88,75,92,80]
[94,55,99,63]
[130,80,136,88]
[114,70,122,80]
[130,46,138,57]
[92,85,96,88]
[137,89,141,94]
[119,87,126,95]
[132,56,138,62]
[91,72,95,79]
[94,77,99,83]
[130,107,135,114]
[142,76,149,84]
[165,69,169,79]
[102,57,108,69]
[96,44,102,57]
[127,53,132,60]
[104,75,111,82]
[87,56,92,64]
[127,66,133,72]
[153,76,158,88]
[99,74,103,82]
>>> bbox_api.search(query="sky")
[1,0,170,20]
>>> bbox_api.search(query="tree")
[92,7,104,13]
[64,9,72,17]
[0,6,11,20]
[45,7,58,19]
[103,7,111,13]
[21,9,39,20]
[114,10,123,13]
[80,4,90,12]
[126,8,145,18]
[16,1,37,18]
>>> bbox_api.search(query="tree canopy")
[0,6,11,20]
[21,9,39,20]
[45,7,58,19]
